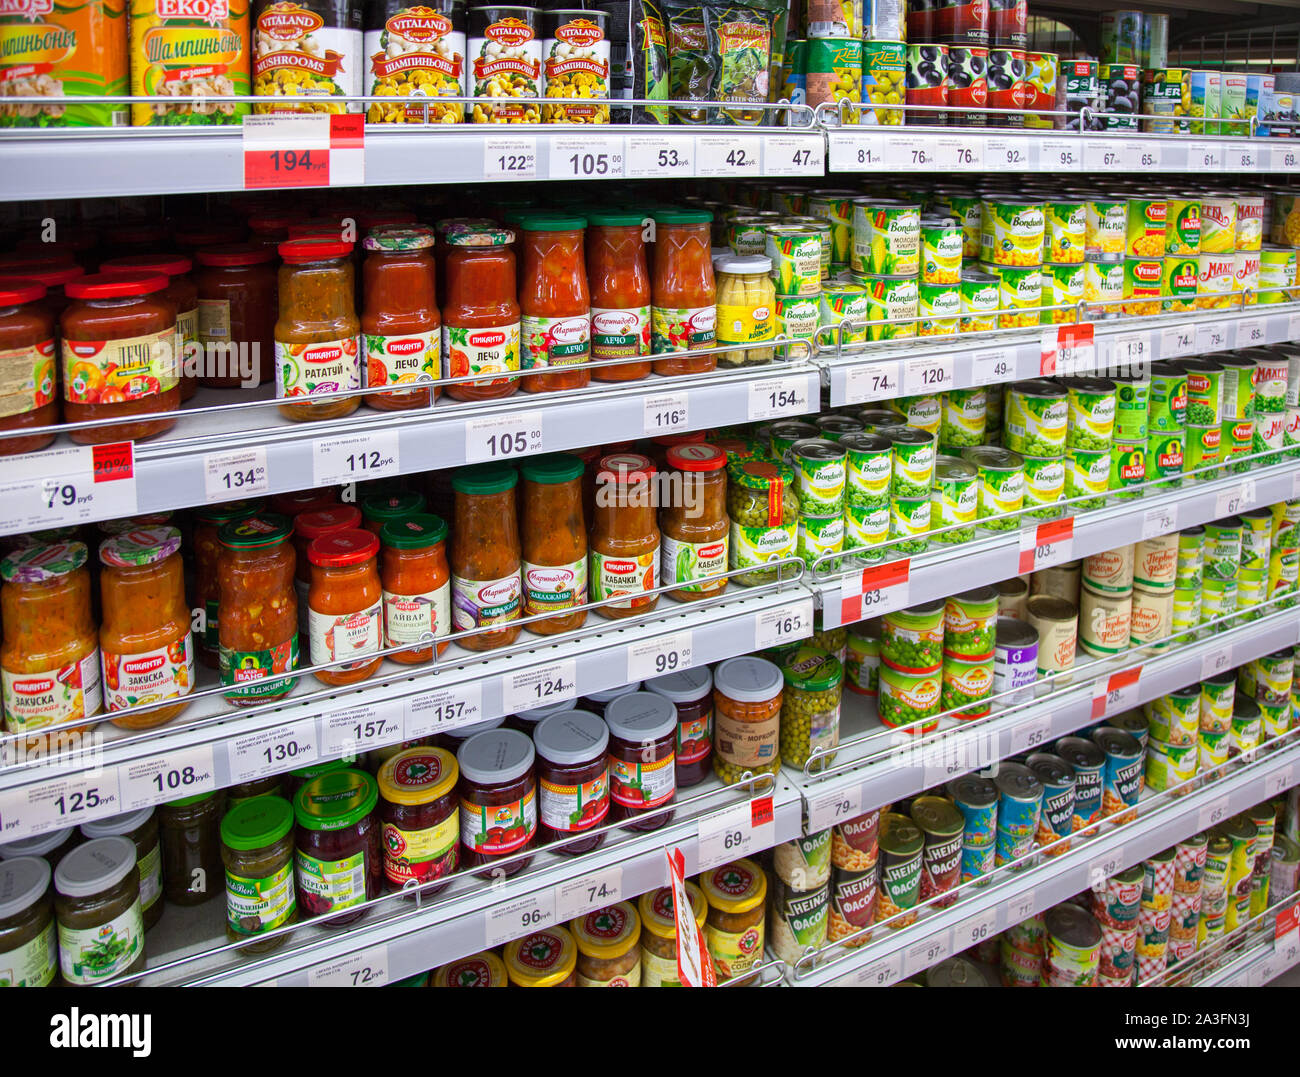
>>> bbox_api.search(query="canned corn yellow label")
[981,199,1046,268]
[765,228,822,297]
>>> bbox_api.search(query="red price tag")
[243,114,364,189]
[91,442,134,483]
[750,795,774,829]
[841,557,911,623]
[1091,666,1142,721]
[1041,323,1094,377]
[1276,903,1300,941]
[1018,517,1074,574]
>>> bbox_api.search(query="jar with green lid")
[225,774,283,804]
[778,646,844,772]
[80,808,163,931]
[283,757,354,802]
[54,835,145,985]
[0,856,57,987]
[360,491,427,535]
[294,769,382,927]
[727,459,798,587]
[158,792,224,906]
[221,795,297,953]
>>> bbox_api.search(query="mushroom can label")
[541,14,610,123]
[364,5,466,123]
[469,15,542,121]
[254,1,362,113]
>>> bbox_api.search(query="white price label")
[696,135,760,177]
[1238,318,1267,346]
[1196,145,1224,171]
[548,135,624,180]
[312,430,400,485]
[844,361,901,404]
[807,785,864,832]
[953,911,999,950]
[1011,714,1052,755]
[643,392,690,435]
[626,134,693,178]
[483,136,537,180]
[1195,322,1233,354]
[971,348,1016,386]
[754,597,813,649]
[228,723,318,783]
[1160,324,1196,358]
[985,137,1030,169]
[1039,139,1079,170]
[1008,892,1036,924]
[697,796,776,872]
[747,376,809,420]
[1088,848,1126,884]
[323,703,402,755]
[903,355,953,395]
[1292,313,1300,344]
[120,745,217,810]
[1127,143,1161,170]
[1110,331,1150,368]
[763,134,823,176]
[1141,504,1178,539]
[0,442,137,533]
[403,681,483,739]
[886,136,934,170]
[904,933,952,975]
[204,447,269,502]
[465,411,544,464]
[853,558,912,620]
[1198,797,1232,831]
[1226,144,1258,171]
[308,946,389,988]
[1265,764,1295,800]
[1273,145,1300,172]
[554,866,624,921]
[846,952,902,987]
[500,659,577,715]
[0,771,123,838]
[1246,956,1279,987]
[626,630,694,682]
[1200,645,1234,680]
[829,132,887,171]
[485,890,556,948]
[1084,139,1124,171]
[1278,927,1300,968]
[935,136,983,170]
[1216,479,1256,518]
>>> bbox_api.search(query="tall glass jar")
[0,280,57,456]
[587,212,652,381]
[660,443,729,601]
[362,225,439,410]
[450,465,523,651]
[306,529,384,687]
[441,225,520,402]
[521,453,587,635]
[519,216,591,393]
[589,453,660,620]
[193,500,260,669]
[221,795,297,953]
[651,209,716,376]
[380,514,451,663]
[158,791,224,906]
[361,491,426,535]
[294,769,383,928]
[274,238,361,423]
[101,253,198,401]
[193,244,278,389]
[292,505,361,640]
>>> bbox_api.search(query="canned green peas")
[932,454,978,544]
[779,645,844,771]
[962,445,1027,531]
[1064,377,1117,451]
[940,388,987,448]
[1005,380,1068,457]
[888,427,936,499]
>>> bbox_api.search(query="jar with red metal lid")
[271,488,339,519]
[0,264,84,326]
[362,225,439,410]
[193,244,278,389]
[604,691,677,831]
[377,747,459,895]
[457,728,537,876]
[173,221,246,253]
[589,453,660,620]
[660,443,729,602]
[292,505,361,639]
[247,213,296,251]
[306,529,384,687]
[0,280,57,456]
[101,254,198,401]
[645,666,714,788]
[60,271,179,444]
[533,710,609,855]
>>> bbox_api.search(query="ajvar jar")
[217,514,300,706]
[504,926,578,987]
[193,244,278,389]
[519,216,591,393]
[362,225,440,410]
[638,880,708,987]
[306,529,384,687]
[0,280,57,456]
[193,500,261,669]
[0,542,101,744]
[274,238,361,423]
[441,225,520,402]
[294,769,383,927]
[361,491,426,534]
[589,453,660,620]
[158,791,223,907]
[587,211,652,382]
[701,858,767,985]
[651,209,717,375]
[712,656,783,785]
[521,453,587,634]
[98,526,194,730]
[534,710,609,855]
[645,666,714,788]
[101,254,198,401]
[60,271,179,444]
[457,728,537,876]
[573,902,642,986]
[292,505,361,639]
[450,464,523,651]
[377,747,459,894]
[221,794,297,953]
[380,514,451,663]
[660,443,729,601]
[605,691,677,831]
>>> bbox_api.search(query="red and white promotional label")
[1276,903,1300,941]
[667,847,715,987]
[1090,665,1142,721]
[243,114,364,189]
[1040,322,1094,377]
[0,442,136,533]
[841,557,911,624]
[1017,517,1074,574]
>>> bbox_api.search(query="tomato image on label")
[276,336,361,398]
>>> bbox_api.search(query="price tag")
[953,910,999,951]
[829,132,887,171]
[1237,318,1267,347]
[1266,764,1295,800]
[1200,644,1234,680]
[228,723,318,783]
[204,447,269,502]
[643,393,690,436]
[1110,331,1151,369]
[935,135,983,170]
[1215,479,1257,518]
[1041,323,1094,377]
[845,951,902,987]
[903,355,954,395]
[308,946,389,988]
[747,375,810,420]
[554,866,624,921]
[763,134,824,176]
[1292,313,1300,344]
[1010,713,1052,755]
[626,630,694,682]
[243,114,363,188]
[1084,139,1124,172]
[754,597,813,649]
[403,681,483,739]
[312,430,400,485]
[1293,470,1300,500]
[1088,847,1126,884]
[1198,797,1232,831]
[807,785,864,832]
[850,558,911,621]
[483,136,537,180]
[1008,892,1036,924]
[1160,324,1196,358]
[1225,144,1258,172]
[1197,145,1224,171]
[1141,503,1178,539]
[626,134,694,179]
[2,771,123,837]
[886,136,935,170]
[1091,665,1142,721]
[1017,517,1075,574]
[904,933,952,976]
[1125,143,1162,171]
[1275,903,1300,942]
[500,659,577,715]
[485,890,556,948]
[120,745,217,810]
[548,134,624,180]
[0,442,137,533]
[1273,145,1300,172]
[696,135,760,177]
[844,361,901,404]
[1039,138,1079,170]
[1195,322,1233,354]
[1247,955,1280,987]
[697,795,776,872]
[971,348,1016,386]
[465,411,544,464]
[985,137,1029,169]
[322,703,402,756]
[1277,925,1300,971]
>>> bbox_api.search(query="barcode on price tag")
[312,430,400,485]
[500,659,577,715]
[1200,644,1234,680]
[643,392,689,435]
[243,114,363,188]
[1141,504,1178,539]
[120,745,217,811]
[554,866,624,921]
[1091,666,1142,720]
[1160,324,1196,358]
[953,910,999,951]
[627,630,693,682]
[1041,323,1094,376]
[754,597,813,648]
[763,134,823,176]
[845,361,901,404]
[903,355,953,395]
[1198,797,1232,831]
[1018,517,1074,574]
[696,135,760,177]
[807,785,864,832]
[404,681,482,739]
[747,376,810,420]
[485,890,556,948]
[971,348,1016,386]
[697,795,775,871]
[626,135,694,178]
[308,946,388,987]
[1195,322,1233,354]
[483,136,537,180]
[845,952,902,987]
[904,933,952,975]
[205,447,269,502]
[1010,714,1052,755]
[228,723,318,783]
[548,135,624,180]
[322,704,402,755]
[465,412,544,464]
[0,442,137,533]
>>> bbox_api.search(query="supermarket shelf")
[786,735,1300,987]
[0,583,814,842]
[1194,918,1300,987]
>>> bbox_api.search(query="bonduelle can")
[1083,255,1124,318]
[980,197,1045,268]
[959,268,1000,332]
[1039,261,1083,324]
[1065,377,1116,451]
[961,445,1026,532]
[807,189,861,267]
[797,512,845,564]
[940,387,987,449]
[841,431,892,508]
[850,198,921,276]
[1065,446,1109,510]
[1005,379,1067,456]
[818,281,871,346]
[765,225,823,297]
[784,215,832,280]
[775,293,822,342]
[1022,454,1065,520]
[844,501,890,556]
[920,215,963,284]
[862,274,919,342]
[890,496,931,554]
[917,282,961,336]
[1086,198,1127,256]
[930,454,978,544]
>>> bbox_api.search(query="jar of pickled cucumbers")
[715,255,776,368]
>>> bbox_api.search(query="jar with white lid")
[645,666,714,788]
[0,856,57,987]
[0,827,80,869]
[80,807,163,931]
[457,729,537,876]
[581,681,643,718]
[605,691,678,831]
[505,698,573,736]
[712,656,784,786]
[433,714,505,753]
[535,710,610,855]
[54,835,145,985]
[715,254,776,367]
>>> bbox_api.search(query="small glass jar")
[534,710,609,855]
[54,836,146,985]
[225,775,283,805]
[638,880,707,987]
[292,505,362,640]
[221,795,297,953]
[0,280,57,456]
[432,714,504,754]
[580,683,642,719]
[430,950,509,987]
[101,253,199,400]
[645,666,714,788]
[604,691,677,831]
[283,758,353,803]
[573,901,642,986]
[714,254,776,367]
[158,791,224,906]
[362,491,427,534]
[777,645,844,773]
[0,856,57,987]
[712,656,783,786]
[294,770,382,927]
[80,808,163,931]
[307,529,384,687]
[377,748,459,895]
[193,244,278,389]
[701,858,767,986]
[457,729,537,876]
[0,828,80,870]
[380,514,452,663]
[193,501,260,669]
[503,925,578,987]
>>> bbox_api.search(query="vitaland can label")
[253,1,362,113]
[468,14,541,122]
[365,4,466,123]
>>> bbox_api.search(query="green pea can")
[944,586,998,659]
[878,666,941,734]
[1172,587,1201,638]
[1203,517,1242,581]
[788,438,848,515]
[1148,361,1188,432]
[1184,424,1222,480]
[882,600,945,673]
[1239,508,1273,573]
[1112,375,1150,441]
[1176,526,1203,588]
[961,445,1026,532]
[841,432,892,508]
[862,274,919,342]
[1258,245,1298,304]
[844,501,890,557]
[1065,446,1109,510]
[770,420,820,461]
[845,620,880,696]
[920,215,963,285]
[918,282,961,336]
[1146,431,1184,490]
[1218,354,1256,422]
[887,426,936,501]
[943,653,995,720]
[1043,201,1086,265]
[959,268,1000,333]
[1178,358,1224,426]
[1064,377,1116,451]
[807,189,860,268]
[797,512,845,564]
[851,198,921,276]
[1109,439,1146,499]
[1222,417,1254,474]
[893,394,941,434]
[931,454,978,545]
[818,282,871,346]
[775,293,822,343]
[1165,198,1202,256]
[765,225,824,297]
[1005,379,1068,456]
[1162,256,1199,312]
[940,387,987,448]
[890,496,931,554]
[1022,454,1066,519]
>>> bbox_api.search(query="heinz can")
[1055,735,1105,833]
[911,795,963,908]
[1026,752,1075,856]
[1092,726,1143,823]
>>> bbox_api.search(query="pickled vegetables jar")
[0,280,57,456]
[361,226,440,410]
[520,216,591,393]
[587,211,652,381]
[379,514,451,663]
[714,254,776,366]
[660,444,729,602]
[450,465,523,651]
[193,500,261,669]
[520,453,587,634]
[651,209,716,375]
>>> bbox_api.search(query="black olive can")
[988,0,1025,49]
[906,43,949,126]
[946,44,987,126]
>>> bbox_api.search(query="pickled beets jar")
[293,769,382,927]
[604,691,677,831]
[645,666,714,788]
[377,747,459,895]
[457,728,537,877]
[533,710,609,856]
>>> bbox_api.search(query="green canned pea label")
[1066,447,1110,508]
[1184,424,1222,478]
[1066,383,1116,451]
[1005,386,1067,455]
[931,474,977,543]
[1149,368,1188,431]
[974,463,1025,529]
[1114,380,1150,440]
[891,439,935,499]
[1146,432,1185,489]
[1185,367,1222,426]
[846,447,892,507]
[844,503,890,550]
[1109,441,1146,498]
[797,514,845,562]
[890,496,932,548]
[941,388,987,448]
[732,521,797,570]
[1023,455,1065,516]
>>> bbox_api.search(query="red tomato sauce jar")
[534,710,609,855]
[457,728,537,876]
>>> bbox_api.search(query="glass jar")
[727,458,798,586]
[224,775,284,805]
[604,691,676,831]
[54,836,146,985]
[589,453,660,620]
[0,280,57,456]
[173,222,245,253]
[661,443,729,601]
[98,526,194,730]
[0,263,84,328]
[441,226,520,402]
[430,950,509,987]
[271,488,338,520]
[101,253,199,401]
[377,747,459,894]
[193,501,260,668]
[573,901,642,986]
[651,210,717,376]
[450,465,523,651]
[247,213,295,251]
[519,216,591,393]
[0,829,80,870]
[701,858,767,985]
[778,645,844,772]
[712,656,783,785]
[432,714,504,754]
[283,758,353,803]
[217,515,300,706]
[360,225,439,410]
[534,710,609,855]
[380,514,451,663]
[274,238,361,423]
[294,769,382,927]
[307,529,384,687]
[645,666,714,788]
[587,212,652,382]
[503,926,578,987]
[580,683,641,719]
[638,880,707,987]
[292,505,361,639]
[505,698,570,736]
[158,791,224,906]
[521,453,588,635]
[361,491,426,535]
[221,795,297,953]
[61,271,179,444]
[193,244,278,389]
[0,856,57,986]
[457,728,537,876]
[715,254,776,366]
[80,808,163,931]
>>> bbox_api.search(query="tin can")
[911,795,964,908]
[905,43,949,125]
[1222,814,1258,932]
[1176,526,1204,588]
[1064,377,1116,451]
[1270,835,1300,904]
[995,576,1028,619]
[1199,195,1237,255]
[1121,256,1163,317]
[1057,58,1101,131]
[1112,376,1149,441]
[727,215,770,256]
[1179,358,1223,427]
[1100,62,1140,129]
[1055,735,1105,832]
[1146,431,1184,490]
[828,861,877,946]
[1109,439,1145,499]
[1005,379,1067,456]
[959,268,1000,332]
[962,444,1025,531]
[889,496,931,555]
[807,189,860,268]
[1201,670,1236,733]
[1086,198,1127,256]
[1184,423,1222,480]
[1039,261,1083,324]
[788,438,847,515]
[920,216,963,284]
[946,773,997,883]
[1189,69,1221,135]
[860,39,907,126]
[779,40,806,110]
[1201,577,1237,628]
[851,199,921,277]
[1203,516,1242,581]
[1193,252,1234,310]
[1021,50,1058,129]
[765,225,823,298]
[1026,752,1074,856]
[1066,446,1109,510]
[1244,648,1294,706]
[1239,507,1272,573]
[885,426,935,501]
[844,621,881,696]
[1042,903,1101,987]
[804,37,863,121]
[1092,726,1143,822]
[1233,249,1260,306]
[944,193,983,258]
[775,293,821,343]
[1232,696,1263,756]
[841,431,893,508]
[862,275,920,343]
[468,6,542,123]
[940,388,987,449]
[875,812,923,928]
[804,0,859,37]
[945,45,988,127]
[1026,594,1076,687]
[1236,194,1265,253]
[1079,584,1132,657]
[993,616,1037,707]
[1083,546,1134,595]
[1259,245,1298,304]
[1149,685,1199,745]
[994,762,1043,870]
[1141,67,1189,134]
[931,454,978,543]
[981,197,1045,268]
[1093,863,1143,929]
[1130,586,1173,650]
[1125,197,1167,259]
[1165,198,1202,257]
[818,281,871,346]
[1171,588,1200,638]
[985,47,1027,128]
[1021,453,1065,520]
[1148,361,1188,432]
[1000,916,1045,987]
[917,282,961,336]
[832,809,880,870]
[1133,533,1178,591]
[1043,201,1086,265]
[1029,561,1079,604]
[1083,257,1125,317]
[1100,10,1141,63]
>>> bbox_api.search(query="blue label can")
[1055,735,1106,832]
